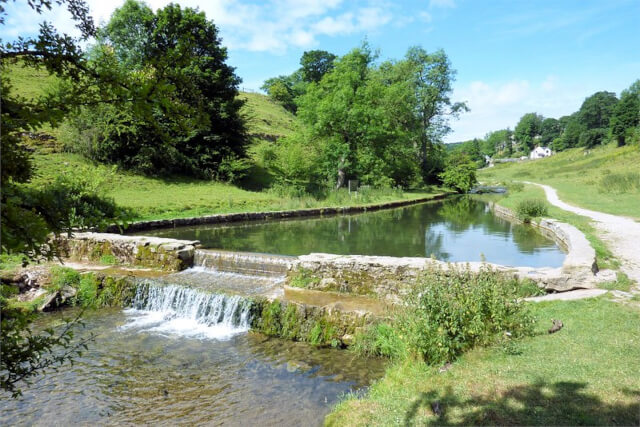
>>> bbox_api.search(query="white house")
[530,146,552,159]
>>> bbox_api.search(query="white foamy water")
[121,282,252,340]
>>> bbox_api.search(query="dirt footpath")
[525,181,640,290]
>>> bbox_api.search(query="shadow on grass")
[404,381,639,426]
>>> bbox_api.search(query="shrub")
[515,199,548,222]
[50,266,81,291]
[439,153,478,193]
[353,266,536,365]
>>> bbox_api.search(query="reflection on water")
[139,196,566,268]
[0,308,386,426]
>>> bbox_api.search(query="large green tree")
[300,49,336,83]
[578,91,618,130]
[404,47,467,182]
[65,0,247,180]
[514,112,543,151]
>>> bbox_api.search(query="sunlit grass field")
[479,144,640,219]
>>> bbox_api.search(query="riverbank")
[327,297,640,426]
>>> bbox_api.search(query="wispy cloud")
[0,0,393,53]
[446,76,593,142]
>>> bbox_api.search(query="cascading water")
[121,249,292,339]
[121,281,253,340]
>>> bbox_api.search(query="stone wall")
[104,194,449,233]
[60,233,199,271]
[288,204,601,297]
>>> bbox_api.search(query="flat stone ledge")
[60,232,200,271]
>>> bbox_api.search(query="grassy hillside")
[5,61,296,145]
[479,144,640,219]
[5,63,442,221]
[239,92,296,140]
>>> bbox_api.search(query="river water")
[0,282,386,426]
[140,196,566,268]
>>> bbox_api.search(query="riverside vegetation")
[2,1,639,425]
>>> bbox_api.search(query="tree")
[66,0,248,180]
[300,49,336,83]
[514,113,543,151]
[1,0,128,397]
[578,91,618,130]
[261,72,305,113]
[610,86,640,146]
[404,46,468,183]
[540,118,562,146]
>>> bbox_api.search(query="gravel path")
[524,181,640,287]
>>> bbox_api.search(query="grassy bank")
[327,298,640,426]
[478,144,640,219]
[29,152,443,221]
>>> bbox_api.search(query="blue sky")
[2,0,639,142]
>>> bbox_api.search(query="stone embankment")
[60,232,199,271]
[103,194,449,233]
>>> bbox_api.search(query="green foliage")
[308,318,340,348]
[257,300,283,336]
[300,50,337,83]
[353,266,536,365]
[50,266,81,291]
[64,0,247,180]
[515,198,548,222]
[610,87,640,147]
[578,128,607,148]
[0,298,91,397]
[99,254,118,265]
[76,274,99,308]
[439,152,477,193]
[578,91,618,130]
[351,322,407,360]
[289,267,320,289]
[262,43,464,190]
[514,112,543,151]
[598,172,640,194]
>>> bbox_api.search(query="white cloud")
[446,76,593,142]
[0,0,391,54]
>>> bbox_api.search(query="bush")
[515,199,548,222]
[439,153,477,193]
[353,266,536,365]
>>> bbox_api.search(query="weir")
[119,250,297,339]
[124,281,253,339]
[194,249,294,277]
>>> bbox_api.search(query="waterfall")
[121,281,253,340]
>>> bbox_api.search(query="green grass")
[479,144,640,219]
[327,298,640,426]
[239,92,296,140]
[29,152,443,221]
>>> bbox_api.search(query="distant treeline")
[450,82,640,165]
